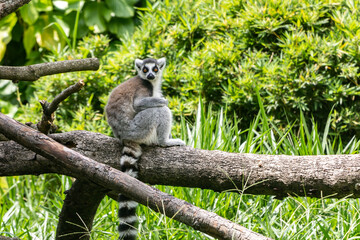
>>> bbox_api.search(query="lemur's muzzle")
[147,74,155,80]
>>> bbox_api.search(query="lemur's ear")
[135,59,143,71]
[157,57,166,70]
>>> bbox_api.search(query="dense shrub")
[10,0,360,137]
[0,0,146,65]
[0,0,146,117]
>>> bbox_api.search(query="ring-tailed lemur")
[105,57,185,240]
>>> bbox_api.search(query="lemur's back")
[105,75,152,138]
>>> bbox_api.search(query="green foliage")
[0,0,143,65]
[5,0,360,137]
[3,106,360,239]
[101,0,360,136]
[0,13,17,61]
[0,0,144,117]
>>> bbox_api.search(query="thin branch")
[37,80,85,134]
[0,113,272,240]
[47,80,85,114]
[0,0,31,19]
[0,58,100,82]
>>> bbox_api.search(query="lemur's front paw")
[172,139,186,146]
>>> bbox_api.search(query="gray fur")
[105,57,185,240]
[105,57,185,147]
[134,97,168,112]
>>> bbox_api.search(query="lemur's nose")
[147,74,155,80]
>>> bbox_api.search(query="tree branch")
[0,58,100,82]
[37,80,85,134]
[2,130,360,199]
[0,113,271,240]
[0,0,31,19]
[56,179,107,240]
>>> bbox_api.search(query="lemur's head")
[135,57,166,81]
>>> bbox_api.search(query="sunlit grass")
[2,102,360,239]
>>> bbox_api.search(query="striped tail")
[118,141,142,240]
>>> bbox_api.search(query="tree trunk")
[56,180,107,240]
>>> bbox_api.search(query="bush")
[106,0,360,136]
[0,0,146,65]
[12,0,360,137]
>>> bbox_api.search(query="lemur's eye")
[143,67,148,73]
[153,67,158,72]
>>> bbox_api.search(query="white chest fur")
[152,78,163,98]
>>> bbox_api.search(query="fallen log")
[1,130,360,199]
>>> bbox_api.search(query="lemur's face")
[135,58,166,81]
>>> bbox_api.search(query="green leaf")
[105,0,134,18]
[0,81,17,95]
[83,2,107,33]
[19,2,39,25]
[46,22,71,48]
[0,13,17,61]
[33,0,53,11]
[101,4,113,22]
[63,12,88,39]
[53,0,69,10]
[0,101,18,117]
[23,26,36,56]
[108,18,134,39]
[11,23,22,42]
[36,27,63,52]
[125,0,139,6]
[53,16,70,36]
[65,0,85,14]
[34,15,66,52]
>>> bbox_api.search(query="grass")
[2,104,360,239]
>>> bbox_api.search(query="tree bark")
[0,0,31,19]
[0,112,271,240]
[56,180,108,240]
[2,130,360,199]
[0,58,99,82]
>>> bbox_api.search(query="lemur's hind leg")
[120,106,184,146]
[155,106,185,147]
[119,107,162,144]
